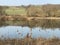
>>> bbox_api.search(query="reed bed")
[0,37,60,45]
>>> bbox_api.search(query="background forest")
[0,4,60,17]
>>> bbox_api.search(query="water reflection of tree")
[0,19,60,29]
[0,20,7,27]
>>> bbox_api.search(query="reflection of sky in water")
[0,26,60,39]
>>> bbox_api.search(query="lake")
[0,26,60,39]
[0,19,60,39]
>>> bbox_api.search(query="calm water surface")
[0,26,60,39]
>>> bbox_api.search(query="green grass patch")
[5,7,27,16]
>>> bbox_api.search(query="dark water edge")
[0,19,60,39]
[0,19,60,28]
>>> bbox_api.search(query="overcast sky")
[0,0,60,6]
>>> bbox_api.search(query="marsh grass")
[0,37,60,45]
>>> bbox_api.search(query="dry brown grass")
[0,37,60,45]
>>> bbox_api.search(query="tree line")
[0,4,60,17]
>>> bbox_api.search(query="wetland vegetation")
[0,4,60,45]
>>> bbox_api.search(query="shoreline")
[0,15,60,21]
